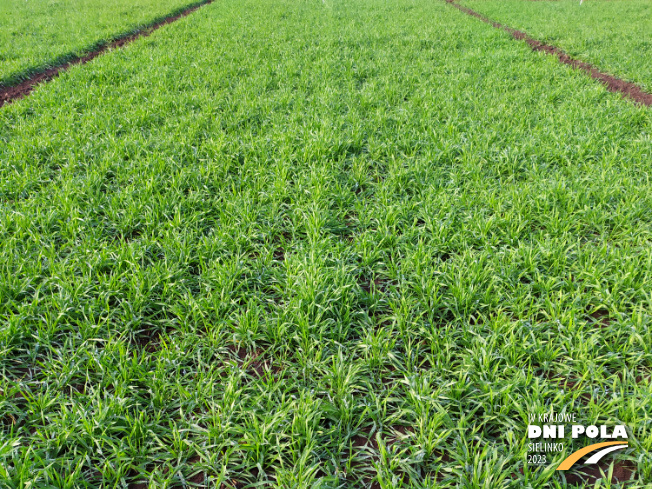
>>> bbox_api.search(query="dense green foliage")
[463,0,652,92]
[0,0,205,86]
[1,0,651,487]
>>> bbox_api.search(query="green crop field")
[462,0,652,92]
[0,0,206,87]
[1,0,651,488]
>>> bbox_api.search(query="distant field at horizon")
[463,0,652,92]
[0,0,205,86]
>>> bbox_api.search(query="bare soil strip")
[0,0,214,109]
[444,0,652,107]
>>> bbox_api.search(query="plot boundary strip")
[0,0,215,109]
[444,0,652,107]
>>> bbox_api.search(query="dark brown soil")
[0,0,214,109]
[182,456,207,487]
[564,459,636,484]
[588,309,611,328]
[349,426,415,488]
[352,431,380,450]
[636,373,651,385]
[542,372,593,404]
[444,0,652,107]
[225,345,283,378]
[360,277,389,294]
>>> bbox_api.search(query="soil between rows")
[3,0,650,109]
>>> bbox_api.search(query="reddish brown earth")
[444,0,652,107]
[350,426,416,488]
[589,309,611,328]
[0,0,214,109]
[564,459,636,484]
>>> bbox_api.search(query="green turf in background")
[0,0,651,487]
[463,0,652,92]
[0,0,208,86]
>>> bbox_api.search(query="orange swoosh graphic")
[557,441,628,470]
